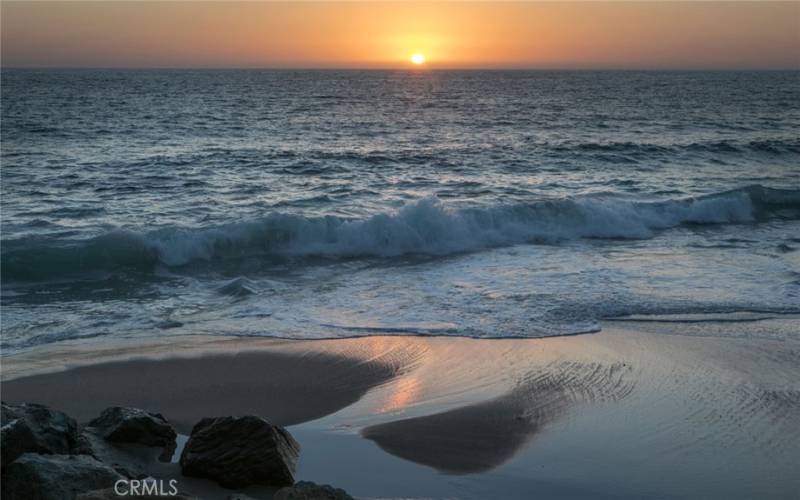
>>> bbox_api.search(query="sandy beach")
[3,317,799,499]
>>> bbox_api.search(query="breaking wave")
[3,185,799,282]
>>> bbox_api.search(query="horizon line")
[3,66,798,72]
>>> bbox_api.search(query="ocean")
[2,69,799,353]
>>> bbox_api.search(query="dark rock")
[225,495,259,500]
[1,453,123,500]
[1,412,38,467]
[1,402,78,467]
[274,481,355,500]
[87,407,176,459]
[73,427,148,478]
[180,415,300,488]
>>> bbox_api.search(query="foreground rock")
[1,402,78,467]
[274,481,355,500]
[73,427,149,478]
[87,407,176,449]
[1,453,123,500]
[180,415,300,488]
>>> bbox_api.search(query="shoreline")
[2,324,799,499]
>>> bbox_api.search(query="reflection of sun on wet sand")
[2,319,799,498]
[363,360,634,474]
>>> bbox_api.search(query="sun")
[410,53,426,65]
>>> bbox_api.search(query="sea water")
[2,70,799,351]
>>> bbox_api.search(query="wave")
[2,185,799,282]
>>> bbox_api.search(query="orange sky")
[2,2,798,69]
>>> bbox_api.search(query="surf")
[2,185,798,282]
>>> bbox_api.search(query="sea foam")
[2,185,798,281]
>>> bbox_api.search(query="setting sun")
[410,53,426,65]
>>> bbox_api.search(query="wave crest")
[2,185,798,282]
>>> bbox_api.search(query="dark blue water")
[2,70,799,351]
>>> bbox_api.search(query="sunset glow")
[1,2,798,69]
[411,53,426,65]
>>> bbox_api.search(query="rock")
[274,481,355,500]
[76,490,122,500]
[225,495,260,500]
[1,453,123,500]
[87,407,176,449]
[73,427,149,478]
[1,402,78,467]
[180,415,300,488]
[1,412,41,467]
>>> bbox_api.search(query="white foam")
[141,189,763,265]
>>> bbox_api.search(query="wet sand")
[2,320,799,499]
[2,349,403,432]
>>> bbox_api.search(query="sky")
[1,2,799,69]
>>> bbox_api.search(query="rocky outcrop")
[73,427,149,479]
[1,402,78,467]
[274,481,355,500]
[87,407,176,449]
[180,415,300,488]
[2,404,348,499]
[1,453,123,500]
